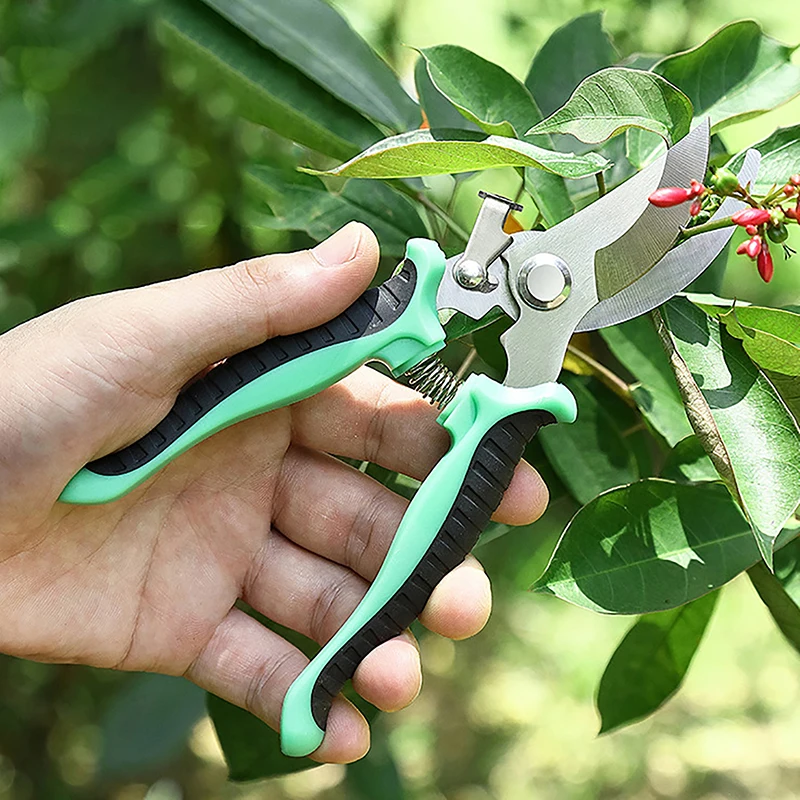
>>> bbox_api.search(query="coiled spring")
[403,357,462,408]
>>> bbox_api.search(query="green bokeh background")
[1,1,800,798]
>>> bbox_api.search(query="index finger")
[290,365,548,527]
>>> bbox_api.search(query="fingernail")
[312,222,363,267]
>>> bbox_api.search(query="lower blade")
[576,148,761,332]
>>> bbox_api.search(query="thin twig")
[455,347,478,379]
[416,193,470,243]
[678,215,735,241]
[595,171,606,198]
[565,343,635,407]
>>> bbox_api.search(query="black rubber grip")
[309,407,557,730]
[85,260,419,477]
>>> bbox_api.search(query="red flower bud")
[690,199,702,216]
[784,184,796,196]
[786,207,798,220]
[731,207,771,227]
[689,179,705,198]
[649,186,692,207]
[745,224,758,235]
[744,235,762,260]
[791,174,800,186]
[757,244,774,282]
[736,240,749,255]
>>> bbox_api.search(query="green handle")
[280,373,577,757]
[59,239,448,505]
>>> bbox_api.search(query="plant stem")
[416,193,470,243]
[565,343,635,407]
[678,215,735,241]
[595,171,606,198]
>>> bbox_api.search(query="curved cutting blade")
[576,148,761,332]
[500,120,711,388]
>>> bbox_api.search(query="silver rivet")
[455,258,486,288]
[517,254,571,310]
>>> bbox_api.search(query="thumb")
[124,221,380,384]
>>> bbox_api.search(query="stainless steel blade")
[499,121,711,388]
[576,148,761,332]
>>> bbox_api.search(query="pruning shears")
[59,120,759,757]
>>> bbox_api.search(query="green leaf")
[596,591,718,733]
[533,479,760,614]
[601,317,693,446]
[525,12,618,118]
[199,0,419,132]
[245,165,427,258]
[654,21,800,131]
[158,0,380,160]
[207,694,317,781]
[305,129,609,180]
[662,297,800,566]
[703,305,800,376]
[99,674,206,779]
[417,45,574,225]
[727,125,800,195]
[539,374,639,505]
[419,44,539,138]
[774,535,800,605]
[661,435,718,483]
[749,561,800,656]
[527,67,692,146]
[413,58,478,132]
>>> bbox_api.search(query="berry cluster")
[648,168,800,283]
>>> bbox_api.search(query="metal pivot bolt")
[454,191,523,290]
[517,254,572,310]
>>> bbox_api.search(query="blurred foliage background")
[2,1,800,798]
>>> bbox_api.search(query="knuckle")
[244,649,306,723]
[310,572,363,644]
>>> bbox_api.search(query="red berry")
[649,186,693,207]
[757,244,774,282]
[745,224,758,235]
[731,207,771,226]
[690,199,702,216]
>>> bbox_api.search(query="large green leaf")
[245,166,427,258]
[749,561,800,656]
[413,58,478,132]
[699,304,800,376]
[661,435,718,484]
[98,674,206,779]
[663,297,800,565]
[158,1,379,160]
[525,12,618,118]
[727,125,800,195]
[305,129,609,180]
[539,374,639,505]
[419,45,539,138]
[596,591,718,733]
[601,317,693,446]
[417,45,574,226]
[533,479,760,614]
[654,21,800,131]
[200,0,419,132]
[527,68,692,146]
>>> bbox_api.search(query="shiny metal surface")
[576,148,761,331]
[499,121,710,387]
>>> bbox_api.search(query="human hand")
[0,223,549,762]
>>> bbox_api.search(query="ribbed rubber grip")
[308,408,555,729]
[85,262,418,477]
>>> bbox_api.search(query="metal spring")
[403,356,462,408]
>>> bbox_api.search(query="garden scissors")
[59,119,759,757]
